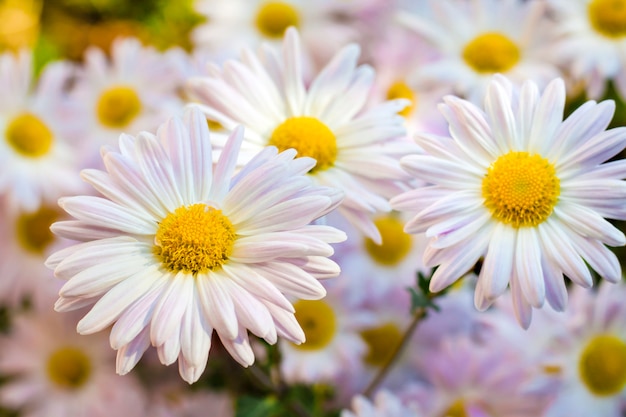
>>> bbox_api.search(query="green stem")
[362,307,426,398]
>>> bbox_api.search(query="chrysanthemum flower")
[537,282,626,417]
[391,75,626,327]
[187,27,415,243]
[397,0,562,103]
[46,106,345,383]
[0,50,85,212]
[0,309,146,417]
[341,390,424,417]
[547,0,626,100]
[69,37,184,160]
[191,0,360,67]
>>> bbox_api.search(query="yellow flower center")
[360,322,403,367]
[293,299,336,351]
[16,205,59,254]
[386,80,416,117]
[46,347,92,389]
[153,204,236,274]
[482,151,560,228]
[364,216,412,266]
[255,1,300,38]
[462,32,520,74]
[268,116,337,173]
[588,0,626,38]
[5,112,54,157]
[442,400,468,417]
[96,85,142,128]
[579,334,626,396]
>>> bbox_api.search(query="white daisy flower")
[539,282,626,417]
[70,37,184,162]
[0,201,67,307]
[279,283,374,384]
[341,390,424,417]
[187,27,415,243]
[547,0,626,100]
[0,50,85,212]
[0,309,146,417]
[191,0,360,67]
[391,75,626,327]
[45,106,345,383]
[397,0,562,103]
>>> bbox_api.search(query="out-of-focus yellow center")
[442,400,468,417]
[364,216,412,266]
[96,85,142,128]
[16,205,59,254]
[5,112,54,157]
[386,80,416,117]
[293,299,336,351]
[588,0,626,38]
[255,1,300,38]
[268,116,337,172]
[462,32,520,73]
[47,347,92,389]
[579,334,626,396]
[482,151,559,228]
[360,322,403,367]
[154,204,236,274]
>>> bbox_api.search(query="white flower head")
[547,0,626,100]
[341,390,424,417]
[187,27,416,243]
[0,50,86,212]
[391,75,626,328]
[397,0,562,103]
[46,105,346,383]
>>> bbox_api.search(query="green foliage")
[407,269,448,316]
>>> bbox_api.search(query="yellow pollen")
[442,400,468,417]
[482,151,559,228]
[46,347,92,389]
[364,216,412,266]
[153,204,236,274]
[96,85,142,128]
[255,1,300,38]
[588,0,626,38]
[16,205,59,254]
[360,322,403,367]
[386,80,417,117]
[462,32,520,73]
[5,112,54,157]
[268,116,337,173]
[292,299,336,351]
[579,334,626,396]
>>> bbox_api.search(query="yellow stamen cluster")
[579,334,626,396]
[386,80,417,117]
[588,0,626,38]
[47,347,92,389]
[364,216,412,266]
[268,116,338,173]
[442,400,468,417]
[96,85,142,128]
[255,1,300,38]
[462,32,520,73]
[5,112,54,157]
[360,322,403,367]
[293,299,336,350]
[16,205,59,254]
[154,204,236,274]
[482,151,559,228]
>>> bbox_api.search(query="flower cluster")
[0,0,626,416]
